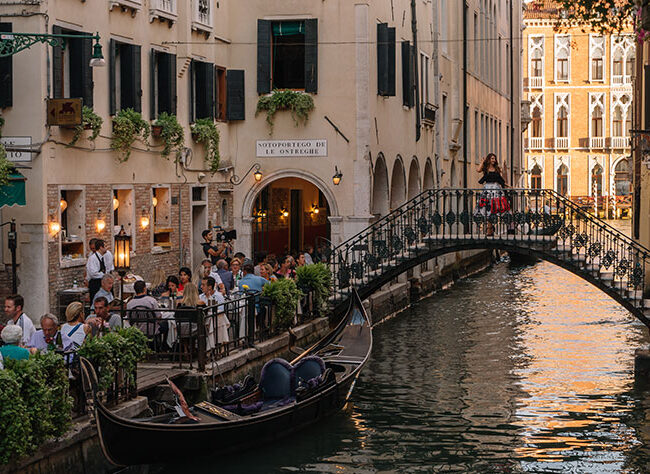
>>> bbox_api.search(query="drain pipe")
[462,1,468,188]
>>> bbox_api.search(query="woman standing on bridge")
[475,153,510,236]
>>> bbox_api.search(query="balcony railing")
[611,136,630,149]
[192,0,213,33]
[109,0,142,11]
[527,137,544,150]
[529,76,543,89]
[150,0,177,22]
[555,137,569,149]
[590,137,605,149]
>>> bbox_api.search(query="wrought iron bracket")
[230,163,261,186]
[0,32,100,58]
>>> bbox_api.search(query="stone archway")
[372,153,390,217]
[407,157,421,200]
[423,158,435,190]
[390,156,406,210]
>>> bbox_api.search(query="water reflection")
[149,228,650,472]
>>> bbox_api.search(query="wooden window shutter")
[189,59,195,122]
[206,62,215,119]
[169,54,177,115]
[109,39,117,115]
[387,27,396,96]
[195,61,207,119]
[0,23,13,108]
[132,45,142,113]
[377,23,388,96]
[226,69,245,121]
[120,44,133,110]
[52,26,64,99]
[402,40,414,108]
[257,20,272,94]
[80,32,94,108]
[150,49,157,118]
[304,19,318,93]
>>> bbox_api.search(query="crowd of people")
[0,230,326,366]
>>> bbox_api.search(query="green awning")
[0,172,26,208]
[272,21,304,36]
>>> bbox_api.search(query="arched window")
[613,49,623,77]
[615,159,631,196]
[612,106,623,137]
[591,106,603,137]
[591,164,603,196]
[531,164,542,189]
[557,164,569,196]
[531,107,542,137]
[221,199,228,227]
[557,107,568,137]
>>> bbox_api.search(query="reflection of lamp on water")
[281,207,289,218]
[96,209,106,233]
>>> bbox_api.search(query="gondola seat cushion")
[259,358,294,400]
[293,356,326,388]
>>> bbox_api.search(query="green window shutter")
[0,23,12,108]
[226,69,245,121]
[195,61,207,119]
[109,39,116,115]
[132,45,142,113]
[304,19,318,93]
[120,44,133,110]
[169,54,177,115]
[377,23,388,96]
[387,27,396,96]
[80,32,94,108]
[402,40,413,108]
[150,49,157,118]
[52,26,64,99]
[257,20,272,94]
[189,59,195,122]
[206,62,215,119]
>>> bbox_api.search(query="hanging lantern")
[114,226,131,274]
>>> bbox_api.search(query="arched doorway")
[390,157,406,210]
[614,158,631,196]
[407,158,421,199]
[251,177,331,256]
[372,154,390,217]
[591,164,603,197]
[423,158,435,190]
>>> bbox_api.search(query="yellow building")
[523,1,634,218]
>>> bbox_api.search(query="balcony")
[527,137,544,150]
[554,137,569,149]
[529,76,543,89]
[109,0,142,13]
[422,103,436,126]
[590,137,605,149]
[611,136,630,149]
[192,0,213,34]
[612,75,632,86]
[150,0,177,23]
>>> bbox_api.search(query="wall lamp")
[332,166,343,186]
[140,207,150,229]
[281,207,289,218]
[48,211,61,237]
[230,163,262,185]
[96,209,106,233]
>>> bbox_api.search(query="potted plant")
[261,278,303,331]
[0,143,11,186]
[152,112,184,159]
[255,89,315,135]
[110,108,150,162]
[70,106,103,146]
[190,118,220,172]
[295,263,332,313]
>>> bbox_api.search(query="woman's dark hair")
[166,275,180,288]
[179,267,192,279]
[478,153,502,175]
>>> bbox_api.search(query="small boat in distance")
[81,290,372,467]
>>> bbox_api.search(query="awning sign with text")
[256,140,327,157]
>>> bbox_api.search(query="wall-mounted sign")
[46,98,82,126]
[1,136,32,162]
[256,139,327,158]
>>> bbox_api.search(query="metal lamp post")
[114,226,131,305]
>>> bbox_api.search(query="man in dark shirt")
[215,259,234,295]
[201,230,227,265]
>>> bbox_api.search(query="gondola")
[81,289,372,467]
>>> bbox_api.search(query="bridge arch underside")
[333,243,650,329]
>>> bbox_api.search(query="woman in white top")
[61,301,91,351]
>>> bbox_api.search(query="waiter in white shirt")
[4,294,35,346]
[86,239,114,302]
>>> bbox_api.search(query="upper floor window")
[589,93,604,137]
[554,35,570,82]
[150,50,176,119]
[190,60,215,121]
[555,93,570,138]
[590,35,605,81]
[192,0,213,33]
[257,19,318,93]
[611,93,631,137]
[52,26,94,108]
[529,93,544,138]
[109,40,142,114]
[531,164,542,189]
[612,35,635,84]
[557,164,569,196]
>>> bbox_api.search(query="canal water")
[156,223,650,473]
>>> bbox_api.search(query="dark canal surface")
[153,224,650,473]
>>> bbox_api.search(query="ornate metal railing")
[327,188,650,326]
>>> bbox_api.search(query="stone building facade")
[523,1,634,217]
[0,0,523,321]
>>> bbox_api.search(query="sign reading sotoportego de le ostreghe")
[256,139,327,157]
